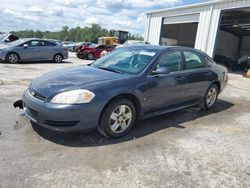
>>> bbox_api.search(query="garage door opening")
[160,22,198,47]
[214,8,250,71]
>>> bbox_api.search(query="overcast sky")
[0,0,207,35]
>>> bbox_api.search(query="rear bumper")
[63,52,68,59]
[22,89,103,132]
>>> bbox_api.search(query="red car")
[76,44,114,60]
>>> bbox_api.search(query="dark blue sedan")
[22,45,228,138]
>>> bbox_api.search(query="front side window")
[204,57,214,67]
[156,51,183,72]
[184,51,205,69]
[92,48,158,75]
[30,41,40,46]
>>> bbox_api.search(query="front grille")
[45,120,79,127]
[29,89,46,101]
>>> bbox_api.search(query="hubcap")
[109,105,132,134]
[9,54,18,63]
[206,87,217,107]
[55,55,62,62]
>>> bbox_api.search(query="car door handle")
[175,76,186,81]
[204,72,212,76]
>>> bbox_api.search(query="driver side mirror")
[23,44,29,48]
[152,67,170,75]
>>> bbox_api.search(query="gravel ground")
[0,52,250,188]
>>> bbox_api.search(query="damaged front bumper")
[21,89,103,132]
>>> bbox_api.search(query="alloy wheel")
[206,87,217,108]
[55,54,62,63]
[8,54,18,63]
[109,104,132,134]
[87,53,94,60]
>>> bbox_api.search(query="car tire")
[53,54,63,63]
[98,98,136,138]
[6,53,19,64]
[87,53,94,60]
[201,84,219,110]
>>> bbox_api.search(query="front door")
[21,40,42,60]
[142,50,192,114]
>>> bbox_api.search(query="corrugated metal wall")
[147,16,162,45]
[145,0,250,57]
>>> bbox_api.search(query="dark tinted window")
[40,41,54,46]
[50,41,57,46]
[97,45,106,49]
[184,51,205,69]
[157,51,183,72]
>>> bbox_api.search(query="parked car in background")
[62,41,77,52]
[116,40,148,49]
[0,33,19,44]
[0,38,68,63]
[22,45,228,138]
[74,42,93,52]
[76,44,114,60]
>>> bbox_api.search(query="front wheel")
[53,54,63,63]
[6,53,19,63]
[202,84,219,109]
[87,53,94,60]
[98,98,136,138]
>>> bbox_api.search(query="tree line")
[4,24,143,43]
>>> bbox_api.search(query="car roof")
[123,44,204,54]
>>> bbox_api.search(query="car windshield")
[92,48,158,75]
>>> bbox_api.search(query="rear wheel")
[53,54,63,63]
[98,98,136,138]
[202,84,219,109]
[6,53,19,63]
[87,53,94,60]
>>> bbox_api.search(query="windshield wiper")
[98,66,124,74]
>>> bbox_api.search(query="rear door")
[181,50,212,101]
[38,40,55,60]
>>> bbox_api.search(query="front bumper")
[22,89,103,132]
[0,51,5,61]
[76,51,87,58]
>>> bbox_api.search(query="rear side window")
[41,41,54,46]
[184,51,206,69]
[157,51,183,72]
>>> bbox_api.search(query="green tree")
[8,24,143,43]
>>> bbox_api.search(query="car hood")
[31,66,126,98]
[0,44,9,50]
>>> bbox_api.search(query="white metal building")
[144,0,250,58]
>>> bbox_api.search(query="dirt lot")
[0,52,250,188]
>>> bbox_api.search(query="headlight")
[51,89,95,104]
